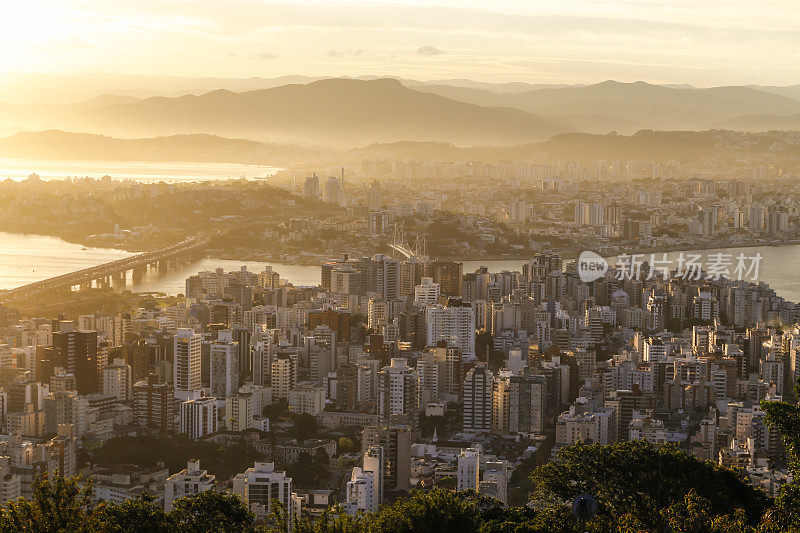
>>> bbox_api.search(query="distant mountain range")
[5,129,800,170]
[4,75,800,145]
[715,113,800,131]
[69,78,564,145]
[0,130,318,166]
[408,80,800,132]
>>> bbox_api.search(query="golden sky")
[3,0,800,86]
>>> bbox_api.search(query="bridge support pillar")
[132,266,146,282]
[113,271,127,288]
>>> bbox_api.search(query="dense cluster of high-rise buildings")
[0,239,795,522]
[290,161,800,265]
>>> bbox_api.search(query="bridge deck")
[0,236,209,303]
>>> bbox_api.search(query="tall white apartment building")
[210,333,239,400]
[252,340,274,388]
[101,358,132,402]
[371,254,399,300]
[287,383,326,416]
[346,446,384,515]
[376,358,419,429]
[362,445,384,505]
[426,301,476,360]
[367,298,389,330]
[174,328,202,401]
[760,354,785,396]
[179,395,218,439]
[556,400,614,446]
[643,338,667,362]
[416,358,440,405]
[492,371,546,435]
[414,277,441,306]
[271,354,298,402]
[457,448,480,491]
[164,460,216,510]
[346,467,378,515]
[226,392,254,432]
[232,462,293,524]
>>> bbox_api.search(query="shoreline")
[4,226,800,267]
[4,230,800,301]
[446,240,800,264]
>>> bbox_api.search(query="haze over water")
[3,231,800,302]
[0,158,281,183]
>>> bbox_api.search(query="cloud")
[257,51,277,59]
[417,45,444,56]
[326,50,339,57]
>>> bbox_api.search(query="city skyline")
[1,1,800,530]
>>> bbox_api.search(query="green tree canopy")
[530,441,768,530]
[368,488,499,533]
[90,434,263,481]
[0,474,97,533]
[170,490,253,533]
[760,379,800,532]
[94,492,172,533]
[290,413,320,440]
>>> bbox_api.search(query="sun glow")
[0,2,83,73]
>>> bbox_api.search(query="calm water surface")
[0,158,281,183]
[2,232,800,301]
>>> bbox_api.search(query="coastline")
[3,226,800,267]
[4,230,800,302]
[446,239,800,264]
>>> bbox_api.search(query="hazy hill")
[5,76,800,142]
[6,129,800,170]
[0,130,316,165]
[408,79,571,93]
[0,73,328,103]
[0,72,573,104]
[536,130,720,161]
[0,94,141,137]
[411,80,800,132]
[750,84,800,102]
[355,132,719,162]
[72,78,566,144]
[715,113,800,131]
[353,141,542,162]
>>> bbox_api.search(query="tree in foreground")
[530,440,768,531]
[170,490,254,533]
[761,379,800,532]
[661,490,753,533]
[267,502,365,533]
[93,492,172,533]
[4,438,798,533]
[0,474,97,533]
[0,475,255,533]
[368,488,499,533]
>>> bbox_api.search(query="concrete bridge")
[0,235,210,304]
